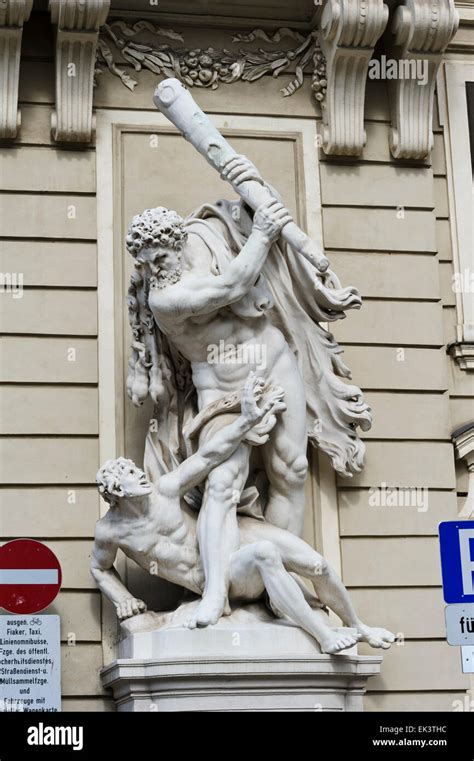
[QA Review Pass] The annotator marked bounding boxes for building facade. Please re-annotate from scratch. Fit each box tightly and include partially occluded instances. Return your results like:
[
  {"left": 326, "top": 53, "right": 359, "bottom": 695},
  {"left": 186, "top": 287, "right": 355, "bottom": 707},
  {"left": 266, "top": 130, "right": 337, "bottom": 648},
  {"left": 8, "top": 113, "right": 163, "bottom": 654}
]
[{"left": 0, "top": 0, "right": 473, "bottom": 711}]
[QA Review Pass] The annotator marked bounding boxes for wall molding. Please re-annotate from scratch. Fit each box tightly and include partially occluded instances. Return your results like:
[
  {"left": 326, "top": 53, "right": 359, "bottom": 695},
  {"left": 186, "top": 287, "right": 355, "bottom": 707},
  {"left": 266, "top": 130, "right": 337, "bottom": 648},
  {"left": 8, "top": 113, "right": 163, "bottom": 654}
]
[
  {"left": 97, "top": 9, "right": 313, "bottom": 33},
  {"left": 0, "top": 0, "right": 33, "bottom": 140},
  {"left": 1, "top": 3, "right": 462, "bottom": 152},
  {"left": 448, "top": 2, "right": 474, "bottom": 53},
  {"left": 438, "top": 59, "right": 474, "bottom": 369}
]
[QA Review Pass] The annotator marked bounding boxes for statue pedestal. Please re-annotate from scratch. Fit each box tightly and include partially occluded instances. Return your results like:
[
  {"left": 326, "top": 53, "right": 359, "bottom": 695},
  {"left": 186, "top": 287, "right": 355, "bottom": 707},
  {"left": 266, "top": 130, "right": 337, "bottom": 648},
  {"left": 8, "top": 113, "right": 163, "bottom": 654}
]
[{"left": 101, "top": 604, "right": 382, "bottom": 712}]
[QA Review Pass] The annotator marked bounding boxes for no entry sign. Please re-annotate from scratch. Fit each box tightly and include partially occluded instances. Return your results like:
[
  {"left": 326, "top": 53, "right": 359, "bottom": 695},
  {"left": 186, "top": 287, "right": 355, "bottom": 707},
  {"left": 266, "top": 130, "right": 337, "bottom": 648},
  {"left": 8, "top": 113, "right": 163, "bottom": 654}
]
[{"left": 0, "top": 539, "right": 62, "bottom": 614}]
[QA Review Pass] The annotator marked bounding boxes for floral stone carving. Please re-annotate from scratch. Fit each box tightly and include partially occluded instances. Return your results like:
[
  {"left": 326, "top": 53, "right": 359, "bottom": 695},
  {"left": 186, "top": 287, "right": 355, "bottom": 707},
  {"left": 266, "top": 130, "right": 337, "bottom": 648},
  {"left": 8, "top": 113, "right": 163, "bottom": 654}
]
[{"left": 95, "top": 21, "right": 327, "bottom": 103}]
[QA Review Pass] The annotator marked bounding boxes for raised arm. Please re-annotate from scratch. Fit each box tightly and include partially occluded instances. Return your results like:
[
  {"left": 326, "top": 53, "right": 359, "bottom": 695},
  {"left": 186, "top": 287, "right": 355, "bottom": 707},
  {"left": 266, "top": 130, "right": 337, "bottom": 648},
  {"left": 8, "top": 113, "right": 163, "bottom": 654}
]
[
  {"left": 158, "top": 373, "right": 286, "bottom": 499},
  {"left": 91, "top": 525, "right": 147, "bottom": 621},
  {"left": 156, "top": 199, "right": 292, "bottom": 321}
]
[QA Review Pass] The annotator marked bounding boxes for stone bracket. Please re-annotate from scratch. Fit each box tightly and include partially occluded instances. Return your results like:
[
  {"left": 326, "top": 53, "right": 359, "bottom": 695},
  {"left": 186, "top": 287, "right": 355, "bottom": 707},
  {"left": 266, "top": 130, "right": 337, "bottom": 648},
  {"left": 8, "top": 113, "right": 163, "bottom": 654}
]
[
  {"left": 386, "top": 0, "right": 459, "bottom": 159},
  {"left": 447, "top": 341, "right": 474, "bottom": 372},
  {"left": 318, "top": 0, "right": 389, "bottom": 156},
  {"left": 452, "top": 422, "right": 474, "bottom": 517},
  {"left": 49, "top": 0, "right": 110, "bottom": 143},
  {"left": 0, "top": 0, "right": 33, "bottom": 140}
]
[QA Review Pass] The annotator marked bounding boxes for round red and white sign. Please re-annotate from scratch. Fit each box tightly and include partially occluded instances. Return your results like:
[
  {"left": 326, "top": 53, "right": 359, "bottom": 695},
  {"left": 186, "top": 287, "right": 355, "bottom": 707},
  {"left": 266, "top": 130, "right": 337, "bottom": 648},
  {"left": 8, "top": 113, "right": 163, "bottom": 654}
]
[{"left": 0, "top": 539, "right": 62, "bottom": 614}]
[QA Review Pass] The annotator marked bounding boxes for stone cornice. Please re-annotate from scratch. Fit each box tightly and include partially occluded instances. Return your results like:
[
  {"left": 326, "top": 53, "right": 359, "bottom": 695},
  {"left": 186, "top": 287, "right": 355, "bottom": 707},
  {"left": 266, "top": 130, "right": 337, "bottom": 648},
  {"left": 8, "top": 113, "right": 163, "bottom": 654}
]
[
  {"left": 454, "top": 1, "right": 474, "bottom": 18},
  {"left": 1, "top": 0, "right": 458, "bottom": 153},
  {"left": 97, "top": 3, "right": 391, "bottom": 158},
  {"left": 49, "top": 0, "right": 111, "bottom": 143},
  {"left": 107, "top": 8, "right": 313, "bottom": 32},
  {"left": 0, "top": 0, "right": 33, "bottom": 140}
]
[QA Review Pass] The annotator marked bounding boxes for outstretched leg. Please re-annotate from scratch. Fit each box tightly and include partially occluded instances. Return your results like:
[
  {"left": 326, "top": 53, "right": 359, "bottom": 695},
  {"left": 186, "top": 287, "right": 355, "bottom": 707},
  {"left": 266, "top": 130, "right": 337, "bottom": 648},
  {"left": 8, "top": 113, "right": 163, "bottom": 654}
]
[
  {"left": 229, "top": 541, "right": 358, "bottom": 654},
  {"left": 239, "top": 519, "right": 395, "bottom": 649}
]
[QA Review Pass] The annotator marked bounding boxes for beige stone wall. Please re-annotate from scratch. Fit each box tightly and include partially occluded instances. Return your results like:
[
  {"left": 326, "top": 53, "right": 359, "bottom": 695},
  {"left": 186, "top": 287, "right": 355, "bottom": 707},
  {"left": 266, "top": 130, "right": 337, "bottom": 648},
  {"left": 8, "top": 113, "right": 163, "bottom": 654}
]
[
  {"left": 0, "top": 12, "right": 107, "bottom": 710},
  {"left": 325, "top": 101, "right": 470, "bottom": 711},
  {"left": 0, "top": 11, "right": 472, "bottom": 711}
]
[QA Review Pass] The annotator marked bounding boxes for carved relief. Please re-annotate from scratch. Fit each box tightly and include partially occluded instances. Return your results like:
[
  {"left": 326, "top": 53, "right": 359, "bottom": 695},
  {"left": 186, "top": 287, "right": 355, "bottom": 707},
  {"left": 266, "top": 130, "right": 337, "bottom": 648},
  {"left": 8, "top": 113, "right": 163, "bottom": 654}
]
[
  {"left": 96, "top": 21, "right": 327, "bottom": 103},
  {"left": 0, "top": 0, "right": 33, "bottom": 140}
]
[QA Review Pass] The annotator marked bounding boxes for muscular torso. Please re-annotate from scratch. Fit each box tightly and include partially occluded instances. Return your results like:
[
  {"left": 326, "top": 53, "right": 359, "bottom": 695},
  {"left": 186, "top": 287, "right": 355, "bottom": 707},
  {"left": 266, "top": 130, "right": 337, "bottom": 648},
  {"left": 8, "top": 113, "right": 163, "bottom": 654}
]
[
  {"left": 100, "top": 497, "right": 268, "bottom": 603},
  {"left": 104, "top": 497, "right": 205, "bottom": 595},
  {"left": 147, "top": 223, "right": 299, "bottom": 408}
]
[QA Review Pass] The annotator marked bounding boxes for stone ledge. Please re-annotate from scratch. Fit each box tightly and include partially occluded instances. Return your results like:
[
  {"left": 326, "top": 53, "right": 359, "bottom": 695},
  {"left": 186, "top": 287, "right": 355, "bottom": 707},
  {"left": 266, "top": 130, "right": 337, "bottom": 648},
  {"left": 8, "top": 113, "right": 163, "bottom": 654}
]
[
  {"left": 101, "top": 651, "right": 382, "bottom": 712},
  {"left": 100, "top": 605, "right": 383, "bottom": 712}
]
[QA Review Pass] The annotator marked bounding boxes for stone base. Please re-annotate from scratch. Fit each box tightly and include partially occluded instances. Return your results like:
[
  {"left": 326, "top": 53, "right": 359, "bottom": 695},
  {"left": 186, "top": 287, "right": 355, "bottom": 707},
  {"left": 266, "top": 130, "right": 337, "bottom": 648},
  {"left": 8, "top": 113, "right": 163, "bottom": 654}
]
[{"left": 101, "top": 603, "right": 382, "bottom": 712}]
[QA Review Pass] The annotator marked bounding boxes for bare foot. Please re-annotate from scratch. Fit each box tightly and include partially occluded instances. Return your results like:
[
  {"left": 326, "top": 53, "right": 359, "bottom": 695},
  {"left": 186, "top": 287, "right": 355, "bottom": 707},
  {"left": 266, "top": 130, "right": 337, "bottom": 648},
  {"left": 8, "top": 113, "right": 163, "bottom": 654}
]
[
  {"left": 356, "top": 624, "right": 395, "bottom": 649},
  {"left": 319, "top": 630, "right": 358, "bottom": 655},
  {"left": 184, "top": 594, "right": 227, "bottom": 629}
]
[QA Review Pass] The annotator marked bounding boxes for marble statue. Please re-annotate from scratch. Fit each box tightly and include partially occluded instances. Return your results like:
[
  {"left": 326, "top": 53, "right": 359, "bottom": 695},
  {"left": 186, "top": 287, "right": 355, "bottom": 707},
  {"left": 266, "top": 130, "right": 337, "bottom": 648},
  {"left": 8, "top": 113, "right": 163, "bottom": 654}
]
[
  {"left": 92, "top": 373, "right": 394, "bottom": 654},
  {"left": 92, "top": 78, "right": 391, "bottom": 657},
  {"left": 126, "top": 192, "right": 313, "bottom": 628}
]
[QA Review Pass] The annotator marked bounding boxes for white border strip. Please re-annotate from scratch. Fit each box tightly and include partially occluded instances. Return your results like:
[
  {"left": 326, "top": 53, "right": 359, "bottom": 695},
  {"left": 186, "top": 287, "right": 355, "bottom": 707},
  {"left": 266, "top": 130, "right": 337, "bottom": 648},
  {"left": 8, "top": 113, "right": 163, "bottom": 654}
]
[{"left": 0, "top": 569, "right": 58, "bottom": 584}]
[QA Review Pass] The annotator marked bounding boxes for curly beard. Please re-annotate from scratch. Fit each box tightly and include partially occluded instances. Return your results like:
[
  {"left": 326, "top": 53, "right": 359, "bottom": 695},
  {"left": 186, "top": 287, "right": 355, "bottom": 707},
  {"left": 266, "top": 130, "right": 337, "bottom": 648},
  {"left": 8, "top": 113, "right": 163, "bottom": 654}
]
[{"left": 150, "top": 266, "right": 183, "bottom": 290}]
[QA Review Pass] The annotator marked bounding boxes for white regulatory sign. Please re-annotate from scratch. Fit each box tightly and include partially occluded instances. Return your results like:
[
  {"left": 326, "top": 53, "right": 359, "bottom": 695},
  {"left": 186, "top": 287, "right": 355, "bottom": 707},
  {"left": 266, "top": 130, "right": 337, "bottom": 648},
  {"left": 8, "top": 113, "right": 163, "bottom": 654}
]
[
  {"left": 0, "top": 614, "right": 61, "bottom": 712},
  {"left": 461, "top": 646, "right": 474, "bottom": 674},
  {"left": 444, "top": 603, "right": 474, "bottom": 646}
]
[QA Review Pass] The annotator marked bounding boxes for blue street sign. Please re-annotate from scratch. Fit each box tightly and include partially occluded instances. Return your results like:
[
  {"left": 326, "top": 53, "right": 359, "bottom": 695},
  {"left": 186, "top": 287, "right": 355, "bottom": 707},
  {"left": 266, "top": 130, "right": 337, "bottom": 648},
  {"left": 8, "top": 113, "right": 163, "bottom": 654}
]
[{"left": 439, "top": 521, "right": 474, "bottom": 604}]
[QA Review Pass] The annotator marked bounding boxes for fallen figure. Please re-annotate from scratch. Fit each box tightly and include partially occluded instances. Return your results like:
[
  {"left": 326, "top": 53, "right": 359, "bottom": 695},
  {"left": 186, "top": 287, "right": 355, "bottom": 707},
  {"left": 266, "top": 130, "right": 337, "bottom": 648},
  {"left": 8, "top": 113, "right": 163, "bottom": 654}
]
[{"left": 91, "top": 373, "right": 394, "bottom": 655}]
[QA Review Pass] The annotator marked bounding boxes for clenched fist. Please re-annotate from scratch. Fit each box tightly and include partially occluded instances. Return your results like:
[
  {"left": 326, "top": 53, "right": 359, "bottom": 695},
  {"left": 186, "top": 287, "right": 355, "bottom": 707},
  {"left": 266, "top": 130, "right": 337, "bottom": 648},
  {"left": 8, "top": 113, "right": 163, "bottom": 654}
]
[
  {"left": 253, "top": 198, "right": 292, "bottom": 244},
  {"left": 220, "top": 154, "right": 264, "bottom": 186}
]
